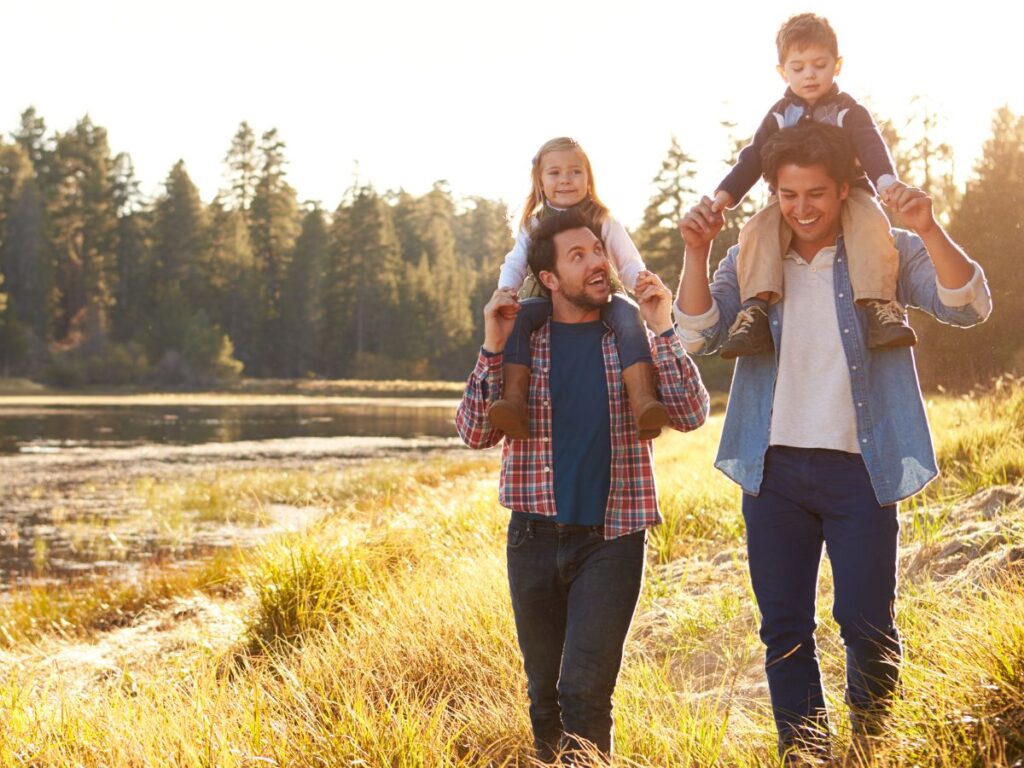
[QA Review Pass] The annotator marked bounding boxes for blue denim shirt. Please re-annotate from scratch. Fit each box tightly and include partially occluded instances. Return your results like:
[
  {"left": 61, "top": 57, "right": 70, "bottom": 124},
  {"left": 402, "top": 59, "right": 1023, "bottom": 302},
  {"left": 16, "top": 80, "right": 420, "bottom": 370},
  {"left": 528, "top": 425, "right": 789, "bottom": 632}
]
[{"left": 678, "top": 229, "right": 992, "bottom": 505}]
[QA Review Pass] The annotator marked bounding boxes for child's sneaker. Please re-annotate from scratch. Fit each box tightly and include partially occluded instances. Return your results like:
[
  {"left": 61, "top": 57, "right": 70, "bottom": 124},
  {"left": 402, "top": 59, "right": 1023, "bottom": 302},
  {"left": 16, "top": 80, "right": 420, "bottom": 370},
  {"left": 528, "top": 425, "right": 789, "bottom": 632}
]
[
  {"left": 863, "top": 299, "right": 917, "bottom": 348},
  {"left": 488, "top": 363, "right": 531, "bottom": 439},
  {"left": 720, "top": 299, "right": 773, "bottom": 359}
]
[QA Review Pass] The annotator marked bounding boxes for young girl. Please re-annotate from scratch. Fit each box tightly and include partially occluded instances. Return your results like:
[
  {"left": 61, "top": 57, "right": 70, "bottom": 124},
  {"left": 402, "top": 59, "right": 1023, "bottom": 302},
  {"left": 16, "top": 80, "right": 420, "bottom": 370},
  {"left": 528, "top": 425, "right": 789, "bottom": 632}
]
[{"left": 488, "top": 136, "right": 669, "bottom": 440}]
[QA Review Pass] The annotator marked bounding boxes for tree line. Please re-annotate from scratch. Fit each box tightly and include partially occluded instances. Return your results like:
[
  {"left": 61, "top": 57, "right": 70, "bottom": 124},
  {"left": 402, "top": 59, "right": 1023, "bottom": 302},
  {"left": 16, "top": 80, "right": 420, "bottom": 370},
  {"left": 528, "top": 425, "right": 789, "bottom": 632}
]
[{"left": 0, "top": 106, "right": 1020, "bottom": 390}]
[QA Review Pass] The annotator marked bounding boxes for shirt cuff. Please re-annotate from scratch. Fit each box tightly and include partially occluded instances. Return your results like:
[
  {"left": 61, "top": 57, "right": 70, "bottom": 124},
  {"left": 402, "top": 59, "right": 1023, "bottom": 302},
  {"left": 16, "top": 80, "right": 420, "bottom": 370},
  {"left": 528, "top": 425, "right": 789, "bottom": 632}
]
[
  {"left": 936, "top": 263, "right": 989, "bottom": 313},
  {"left": 475, "top": 348, "right": 504, "bottom": 376},
  {"left": 876, "top": 174, "right": 899, "bottom": 192},
  {"left": 673, "top": 301, "right": 720, "bottom": 331}
]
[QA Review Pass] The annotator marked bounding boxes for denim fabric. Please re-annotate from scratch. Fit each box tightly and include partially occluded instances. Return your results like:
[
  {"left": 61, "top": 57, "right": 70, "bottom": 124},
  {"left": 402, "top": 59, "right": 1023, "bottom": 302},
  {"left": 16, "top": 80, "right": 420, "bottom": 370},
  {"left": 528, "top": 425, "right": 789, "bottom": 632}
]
[
  {"left": 693, "top": 230, "right": 989, "bottom": 505},
  {"left": 503, "top": 294, "right": 653, "bottom": 369},
  {"left": 743, "top": 447, "right": 901, "bottom": 756},
  {"left": 506, "top": 514, "right": 646, "bottom": 761}
]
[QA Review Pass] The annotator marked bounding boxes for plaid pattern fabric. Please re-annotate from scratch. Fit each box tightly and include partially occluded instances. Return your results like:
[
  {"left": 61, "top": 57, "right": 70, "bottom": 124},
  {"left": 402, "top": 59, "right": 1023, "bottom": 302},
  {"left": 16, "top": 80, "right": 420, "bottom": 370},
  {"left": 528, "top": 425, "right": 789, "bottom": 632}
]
[{"left": 455, "top": 323, "right": 709, "bottom": 539}]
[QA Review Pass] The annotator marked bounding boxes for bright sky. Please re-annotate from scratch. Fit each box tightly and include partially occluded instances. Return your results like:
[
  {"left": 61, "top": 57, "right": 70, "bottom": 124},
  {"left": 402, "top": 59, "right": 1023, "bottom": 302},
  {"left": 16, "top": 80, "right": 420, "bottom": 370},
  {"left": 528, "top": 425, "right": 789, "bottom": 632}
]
[{"left": 5, "top": 0, "right": 1021, "bottom": 230}]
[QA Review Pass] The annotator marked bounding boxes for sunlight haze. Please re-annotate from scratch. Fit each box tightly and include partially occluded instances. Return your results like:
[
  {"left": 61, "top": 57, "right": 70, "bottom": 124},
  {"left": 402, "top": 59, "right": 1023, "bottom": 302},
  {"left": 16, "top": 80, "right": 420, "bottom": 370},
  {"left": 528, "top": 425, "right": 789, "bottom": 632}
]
[{"left": 6, "top": 0, "right": 1019, "bottom": 229}]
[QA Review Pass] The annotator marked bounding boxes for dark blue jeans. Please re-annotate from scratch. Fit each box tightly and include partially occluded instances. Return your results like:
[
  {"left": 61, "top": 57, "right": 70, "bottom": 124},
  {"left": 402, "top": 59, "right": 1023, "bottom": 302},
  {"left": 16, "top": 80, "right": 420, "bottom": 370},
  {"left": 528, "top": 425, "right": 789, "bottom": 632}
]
[
  {"left": 506, "top": 514, "right": 646, "bottom": 762},
  {"left": 503, "top": 294, "right": 652, "bottom": 370},
  {"left": 743, "top": 446, "right": 901, "bottom": 757}
]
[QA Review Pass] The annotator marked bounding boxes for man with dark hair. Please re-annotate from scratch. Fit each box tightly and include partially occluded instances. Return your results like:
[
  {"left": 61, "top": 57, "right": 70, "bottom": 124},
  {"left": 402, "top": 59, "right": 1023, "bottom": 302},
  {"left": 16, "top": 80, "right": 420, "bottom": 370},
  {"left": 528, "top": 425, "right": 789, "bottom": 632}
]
[
  {"left": 456, "top": 209, "right": 709, "bottom": 763},
  {"left": 675, "top": 122, "right": 992, "bottom": 762}
]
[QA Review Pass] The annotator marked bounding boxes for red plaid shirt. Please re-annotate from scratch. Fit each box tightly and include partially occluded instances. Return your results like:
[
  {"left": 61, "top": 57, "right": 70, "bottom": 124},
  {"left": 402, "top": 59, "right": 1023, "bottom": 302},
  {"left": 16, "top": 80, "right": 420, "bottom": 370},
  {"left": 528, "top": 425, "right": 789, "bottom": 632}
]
[{"left": 455, "top": 323, "right": 709, "bottom": 539}]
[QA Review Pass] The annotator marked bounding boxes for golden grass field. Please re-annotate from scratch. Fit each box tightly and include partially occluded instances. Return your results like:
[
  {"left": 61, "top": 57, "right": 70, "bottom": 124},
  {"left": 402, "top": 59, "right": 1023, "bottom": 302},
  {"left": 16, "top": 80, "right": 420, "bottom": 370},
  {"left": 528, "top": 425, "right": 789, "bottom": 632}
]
[{"left": 0, "top": 380, "right": 1022, "bottom": 766}]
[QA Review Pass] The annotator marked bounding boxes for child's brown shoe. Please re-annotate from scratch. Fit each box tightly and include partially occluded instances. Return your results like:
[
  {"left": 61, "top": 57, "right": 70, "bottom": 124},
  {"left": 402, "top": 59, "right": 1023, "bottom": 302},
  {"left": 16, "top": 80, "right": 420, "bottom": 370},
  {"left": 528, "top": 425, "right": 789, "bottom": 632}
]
[
  {"left": 622, "top": 361, "right": 669, "bottom": 440},
  {"left": 863, "top": 299, "right": 917, "bottom": 349},
  {"left": 720, "top": 300, "right": 773, "bottom": 359},
  {"left": 488, "top": 363, "right": 531, "bottom": 439}
]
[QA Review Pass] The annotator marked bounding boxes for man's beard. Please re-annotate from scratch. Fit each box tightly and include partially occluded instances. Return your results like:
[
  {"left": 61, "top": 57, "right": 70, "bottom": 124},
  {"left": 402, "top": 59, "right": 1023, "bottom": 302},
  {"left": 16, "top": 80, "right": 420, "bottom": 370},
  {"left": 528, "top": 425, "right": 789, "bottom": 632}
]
[{"left": 562, "top": 284, "right": 611, "bottom": 312}]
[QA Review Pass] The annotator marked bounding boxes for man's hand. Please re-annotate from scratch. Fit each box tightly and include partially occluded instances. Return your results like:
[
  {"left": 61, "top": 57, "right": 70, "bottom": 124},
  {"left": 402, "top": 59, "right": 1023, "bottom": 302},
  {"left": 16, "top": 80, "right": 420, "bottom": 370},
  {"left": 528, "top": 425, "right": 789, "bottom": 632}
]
[
  {"left": 710, "top": 189, "right": 734, "bottom": 214},
  {"left": 482, "top": 287, "right": 520, "bottom": 354},
  {"left": 678, "top": 196, "right": 726, "bottom": 257},
  {"left": 884, "top": 184, "right": 937, "bottom": 235},
  {"left": 634, "top": 270, "right": 674, "bottom": 335}
]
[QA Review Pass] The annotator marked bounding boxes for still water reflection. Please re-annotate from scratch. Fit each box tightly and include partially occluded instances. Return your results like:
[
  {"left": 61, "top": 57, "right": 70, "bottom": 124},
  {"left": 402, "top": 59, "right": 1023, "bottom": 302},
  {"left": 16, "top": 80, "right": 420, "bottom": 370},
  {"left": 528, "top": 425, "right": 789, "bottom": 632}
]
[
  {"left": 0, "top": 401, "right": 459, "bottom": 453},
  {"left": 0, "top": 400, "right": 462, "bottom": 588}
]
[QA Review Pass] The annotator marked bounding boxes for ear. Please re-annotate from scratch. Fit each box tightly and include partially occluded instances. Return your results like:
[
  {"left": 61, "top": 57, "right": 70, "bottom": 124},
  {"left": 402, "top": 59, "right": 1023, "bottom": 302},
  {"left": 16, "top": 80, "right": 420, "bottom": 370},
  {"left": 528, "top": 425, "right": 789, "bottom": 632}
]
[
  {"left": 776, "top": 63, "right": 787, "bottom": 82},
  {"left": 834, "top": 56, "right": 843, "bottom": 76},
  {"left": 839, "top": 181, "right": 850, "bottom": 201},
  {"left": 538, "top": 269, "right": 559, "bottom": 294}
]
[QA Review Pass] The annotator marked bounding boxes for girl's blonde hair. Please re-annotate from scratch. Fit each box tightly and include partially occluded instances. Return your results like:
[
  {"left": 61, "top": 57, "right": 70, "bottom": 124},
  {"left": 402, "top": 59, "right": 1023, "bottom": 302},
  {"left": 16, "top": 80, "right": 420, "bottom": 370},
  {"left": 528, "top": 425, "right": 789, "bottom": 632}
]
[{"left": 518, "top": 137, "right": 610, "bottom": 232}]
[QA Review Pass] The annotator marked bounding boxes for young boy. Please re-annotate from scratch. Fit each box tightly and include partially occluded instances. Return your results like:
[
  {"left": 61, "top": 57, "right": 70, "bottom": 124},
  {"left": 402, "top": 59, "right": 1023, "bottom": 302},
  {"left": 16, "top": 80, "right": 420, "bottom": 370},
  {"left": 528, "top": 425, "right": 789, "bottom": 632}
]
[{"left": 711, "top": 13, "right": 916, "bottom": 358}]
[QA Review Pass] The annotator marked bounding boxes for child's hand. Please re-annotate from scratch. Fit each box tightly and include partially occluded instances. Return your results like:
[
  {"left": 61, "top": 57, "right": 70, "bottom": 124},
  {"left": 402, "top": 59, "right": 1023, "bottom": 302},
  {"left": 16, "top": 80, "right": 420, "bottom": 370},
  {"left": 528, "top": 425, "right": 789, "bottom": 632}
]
[
  {"left": 880, "top": 180, "right": 908, "bottom": 205},
  {"left": 678, "top": 197, "right": 725, "bottom": 255},
  {"left": 710, "top": 190, "right": 734, "bottom": 214}
]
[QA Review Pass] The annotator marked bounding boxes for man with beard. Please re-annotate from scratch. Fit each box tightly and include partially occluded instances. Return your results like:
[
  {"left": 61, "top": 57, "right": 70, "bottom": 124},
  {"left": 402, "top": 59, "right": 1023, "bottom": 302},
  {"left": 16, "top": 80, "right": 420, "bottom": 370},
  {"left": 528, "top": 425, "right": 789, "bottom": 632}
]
[{"left": 456, "top": 209, "right": 709, "bottom": 763}]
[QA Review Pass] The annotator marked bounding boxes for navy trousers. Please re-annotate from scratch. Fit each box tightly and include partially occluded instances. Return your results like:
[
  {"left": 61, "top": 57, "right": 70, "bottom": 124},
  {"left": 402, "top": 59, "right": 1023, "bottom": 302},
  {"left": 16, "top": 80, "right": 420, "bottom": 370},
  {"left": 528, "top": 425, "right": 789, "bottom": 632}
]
[
  {"left": 506, "top": 514, "right": 646, "bottom": 762},
  {"left": 742, "top": 446, "right": 901, "bottom": 755}
]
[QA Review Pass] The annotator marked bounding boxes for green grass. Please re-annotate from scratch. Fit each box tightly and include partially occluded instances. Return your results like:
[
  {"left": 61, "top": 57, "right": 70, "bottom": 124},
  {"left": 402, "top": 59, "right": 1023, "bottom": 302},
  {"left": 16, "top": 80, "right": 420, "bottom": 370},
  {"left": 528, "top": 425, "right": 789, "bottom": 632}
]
[{"left": 0, "top": 385, "right": 1022, "bottom": 766}]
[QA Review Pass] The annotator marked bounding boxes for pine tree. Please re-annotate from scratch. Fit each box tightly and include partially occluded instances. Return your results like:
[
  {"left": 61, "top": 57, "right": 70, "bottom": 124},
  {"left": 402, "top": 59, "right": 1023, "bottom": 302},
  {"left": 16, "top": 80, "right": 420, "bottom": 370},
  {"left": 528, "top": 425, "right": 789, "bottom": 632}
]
[
  {"left": 48, "top": 117, "right": 119, "bottom": 344},
  {"left": 634, "top": 136, "right": 698, "bottom": 280},
  {"left": 148, "top": 160, "right": 208, "bottom": 359},
  {"left": 280, "top": 205, "right": 328, "bottom": 377},
  {"left": 222, "top": 122, "right": 258, "bottom": 216},
  {"left": 249, "top": 128, "right": 299, "bottom": 375},
  {"left": 917, "top": 106, "right": 1024, "bottom": 388}
]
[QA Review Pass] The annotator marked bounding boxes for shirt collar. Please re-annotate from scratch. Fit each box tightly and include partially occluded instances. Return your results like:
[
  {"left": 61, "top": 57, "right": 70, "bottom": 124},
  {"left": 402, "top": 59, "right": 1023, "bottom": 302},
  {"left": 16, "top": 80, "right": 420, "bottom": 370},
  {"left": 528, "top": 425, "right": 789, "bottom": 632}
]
[{"left": 783, "top": 244, "right": 837, "bottom": 267}]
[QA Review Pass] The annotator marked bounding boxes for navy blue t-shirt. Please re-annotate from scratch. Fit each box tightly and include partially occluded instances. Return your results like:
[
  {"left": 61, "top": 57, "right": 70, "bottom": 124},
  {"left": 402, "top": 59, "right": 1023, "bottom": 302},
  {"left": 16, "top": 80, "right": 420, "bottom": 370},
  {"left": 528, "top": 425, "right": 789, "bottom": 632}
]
[{"left": 547, "top": 320, "right": 611, "bottom": 525}]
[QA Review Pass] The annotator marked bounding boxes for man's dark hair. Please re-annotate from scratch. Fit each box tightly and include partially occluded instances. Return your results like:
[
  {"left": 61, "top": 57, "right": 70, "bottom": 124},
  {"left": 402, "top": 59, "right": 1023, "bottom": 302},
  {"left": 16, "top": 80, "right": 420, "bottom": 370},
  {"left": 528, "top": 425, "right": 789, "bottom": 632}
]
[
  {"left": 526, "top": 209, "right": 603, "bottom": 293},
  {"left": 761, "top": 123, "right": 857, "bottom": 189}
]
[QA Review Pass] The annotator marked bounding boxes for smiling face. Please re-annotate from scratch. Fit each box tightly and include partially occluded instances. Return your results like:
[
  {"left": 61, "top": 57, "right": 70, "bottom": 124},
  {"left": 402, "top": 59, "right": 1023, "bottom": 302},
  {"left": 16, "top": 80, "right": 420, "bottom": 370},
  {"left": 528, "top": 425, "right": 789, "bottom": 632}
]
[
  {"left": 777, "top": 43, "right": 842, "bottom": 106},
  {"left": 539, "top": 148, "right": 590, "bottom": 209},
  {"left": 539, "top": 226, "right": 610, "bottom": 319},
  {"left": 776, "top": 162, "right": 849, "bottom": 260}
]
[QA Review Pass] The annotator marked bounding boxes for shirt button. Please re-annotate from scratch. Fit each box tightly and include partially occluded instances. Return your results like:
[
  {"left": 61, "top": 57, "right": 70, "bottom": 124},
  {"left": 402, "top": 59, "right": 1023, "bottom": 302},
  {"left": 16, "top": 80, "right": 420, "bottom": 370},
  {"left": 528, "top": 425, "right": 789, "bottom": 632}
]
[
  {"left": 857, "top": 402, "right": 863, "bottom": 407},
  {"left": 852, "top": 365, "right": 858, "bottom": 370},
  {"left": 543, "top": 400, "right": 550, "bottom": 406},
  {"left": 544, "top": 465, "right": 551, "bottom": 472},
  {"left": 843, "top": 328, "right": 850, "bottom": 334},
  {"left": 772, "top": 320, "right": 778, "bottom": 326},
  {"left": 862, "top": 438, "right": 868, "bottom": 444},
  {"left": 542, "top": 437, "right": 549, "bottom": 442},
  {"left": 810, "top": 267, "right": 816, "bottom": 272},
  {"left": 838, "top": 293, "right": 845, "bottom": 298}
]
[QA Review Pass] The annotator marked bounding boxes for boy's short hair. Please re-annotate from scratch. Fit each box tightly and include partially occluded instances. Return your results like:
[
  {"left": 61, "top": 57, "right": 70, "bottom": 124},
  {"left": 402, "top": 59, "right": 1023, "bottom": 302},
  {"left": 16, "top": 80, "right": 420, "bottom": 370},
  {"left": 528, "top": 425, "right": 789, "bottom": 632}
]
[
  {"left": 527, "top": 210, "right": 603, "bottom": 292},
  {"left": 776, "top": 13, "right": 839, "bottom": 63},
  {"left": 761, "top": 123, "right": 856, "bottom": 189}
]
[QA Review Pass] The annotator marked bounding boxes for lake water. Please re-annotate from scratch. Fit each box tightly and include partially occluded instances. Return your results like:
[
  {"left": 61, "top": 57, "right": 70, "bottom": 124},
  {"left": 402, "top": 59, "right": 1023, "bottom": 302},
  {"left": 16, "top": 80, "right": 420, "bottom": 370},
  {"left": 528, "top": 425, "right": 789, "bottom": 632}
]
[{"left": 0, "top": 399, "right": 464, "bottom": 588}]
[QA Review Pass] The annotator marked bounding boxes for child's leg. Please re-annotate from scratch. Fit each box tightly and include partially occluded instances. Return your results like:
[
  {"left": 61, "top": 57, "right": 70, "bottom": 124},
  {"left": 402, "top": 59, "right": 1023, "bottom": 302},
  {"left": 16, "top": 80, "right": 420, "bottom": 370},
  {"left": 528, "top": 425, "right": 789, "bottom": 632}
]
[
  {"left": 736, "top": 197, "right": 789, "bottom": 304},
  {"left": 721, "top": 198, "right": 789, "bottom": 359},
  {"left": 842, "top": 189, "right": 899, "bottom": 303},
  {"left": 490, "top": 297, "right": 551, "bottom": 440},
  {"left": 502, "top": 297, "right": 552, "bottom": 367},
  {"left": 603, "top": 294, "right": 668, "bottom": 440},
  {"left": 841, "top": 190, "right": 916, "bottom": 349},
  {"left": 601, "top": 294, "right": 651, "bottom": 369}
]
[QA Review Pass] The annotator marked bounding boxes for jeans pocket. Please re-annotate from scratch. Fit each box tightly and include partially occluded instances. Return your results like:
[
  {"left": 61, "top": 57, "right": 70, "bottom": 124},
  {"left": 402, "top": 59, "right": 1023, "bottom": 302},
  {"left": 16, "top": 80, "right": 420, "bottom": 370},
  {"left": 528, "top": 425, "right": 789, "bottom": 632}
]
[{"left": 507, "top": 519, "right": 529, "bottom": 550}]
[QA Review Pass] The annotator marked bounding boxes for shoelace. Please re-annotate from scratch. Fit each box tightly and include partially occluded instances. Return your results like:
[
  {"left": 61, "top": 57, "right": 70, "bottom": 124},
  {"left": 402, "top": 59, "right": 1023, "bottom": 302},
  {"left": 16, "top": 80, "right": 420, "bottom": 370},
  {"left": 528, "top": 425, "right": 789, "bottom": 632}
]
[
  {"left": 728, "top": 306, "right": 764, "bottom": 336},
  {"left": 872, "top": 300, "right": 906, "bottom": 325}
]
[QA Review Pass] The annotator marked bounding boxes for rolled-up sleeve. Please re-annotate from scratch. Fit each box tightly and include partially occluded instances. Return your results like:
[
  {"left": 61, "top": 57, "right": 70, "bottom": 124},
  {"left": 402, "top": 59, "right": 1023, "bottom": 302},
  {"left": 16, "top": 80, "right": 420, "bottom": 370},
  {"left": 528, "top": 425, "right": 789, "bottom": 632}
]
[
  {"left": 651, "top": 331, "right": 710, "bottom": 432},
  {"left": 673, "top": 302, "right": 721, "bottom": 354},
  {"left": 936, "top": 262, "right": 992, "bottom": 318},
  {"left": 455, "top": 350, "right": 505, "bottom": 449}
]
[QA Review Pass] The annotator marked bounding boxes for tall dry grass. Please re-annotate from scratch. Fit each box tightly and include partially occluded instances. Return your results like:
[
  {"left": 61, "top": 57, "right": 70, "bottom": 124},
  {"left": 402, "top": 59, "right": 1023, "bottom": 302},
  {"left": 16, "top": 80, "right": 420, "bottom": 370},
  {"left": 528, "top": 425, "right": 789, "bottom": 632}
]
[{"left": 0, "top": 383, "right": 1022, "bottom": 766}]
